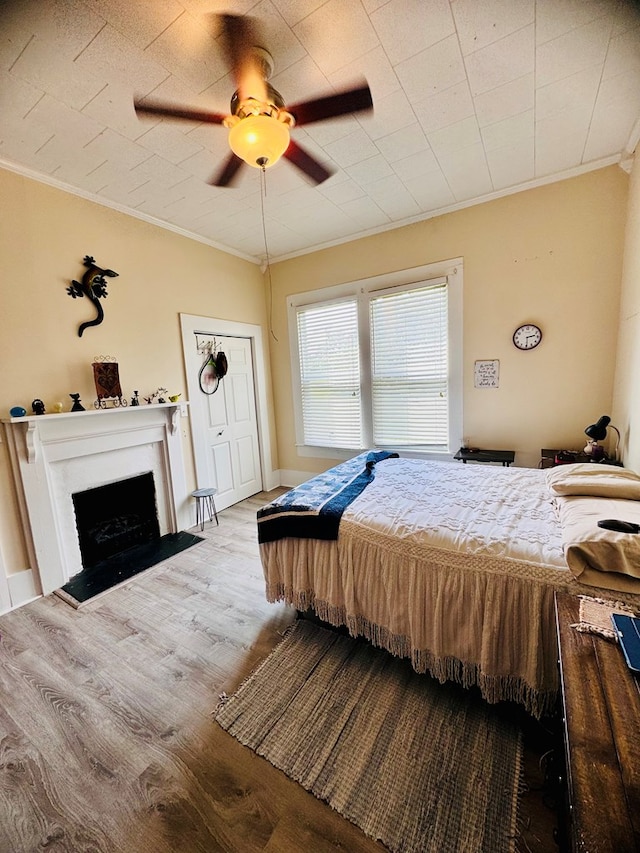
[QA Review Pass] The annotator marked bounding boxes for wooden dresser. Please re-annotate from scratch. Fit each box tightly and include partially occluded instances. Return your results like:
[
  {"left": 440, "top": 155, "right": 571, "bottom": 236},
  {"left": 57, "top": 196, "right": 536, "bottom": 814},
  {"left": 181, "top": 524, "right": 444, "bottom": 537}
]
[{"left": 555, "top": 593, "right": 640, "bottom": 852}]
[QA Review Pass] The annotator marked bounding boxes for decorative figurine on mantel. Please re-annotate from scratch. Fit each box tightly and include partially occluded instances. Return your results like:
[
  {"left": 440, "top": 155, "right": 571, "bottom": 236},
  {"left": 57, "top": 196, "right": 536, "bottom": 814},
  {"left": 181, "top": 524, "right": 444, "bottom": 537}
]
[
  {"left": 31, "top": 399, "right": 45, "bottom": 415},
  {"left": 69, "top": 393, "right": 85, "bottom": 412},
  {"left": 145, "top": 387, "right": 169, "bottom": 404},
  {"left": 92, "top": 356, "right": 127, "bottom": 408},
  {"left": 130, "top": 390, "right": 140, "bottom": 406},
  {"left": 66, "top": 255, "right": 119, "bottom": 337}
]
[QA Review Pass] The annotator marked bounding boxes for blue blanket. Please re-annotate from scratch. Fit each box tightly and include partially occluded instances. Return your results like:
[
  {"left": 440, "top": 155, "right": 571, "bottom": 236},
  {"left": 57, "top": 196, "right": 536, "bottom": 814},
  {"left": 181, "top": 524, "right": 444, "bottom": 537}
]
[{"left": 257, "top": 451, "right": 398, "bottom": 544}]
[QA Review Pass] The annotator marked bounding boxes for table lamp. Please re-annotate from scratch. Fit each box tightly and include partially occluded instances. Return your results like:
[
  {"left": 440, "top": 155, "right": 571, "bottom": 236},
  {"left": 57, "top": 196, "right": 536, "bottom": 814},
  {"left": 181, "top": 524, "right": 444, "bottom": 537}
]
[{"left": 584, "top": 415, "right": 620, "bottom": 461}]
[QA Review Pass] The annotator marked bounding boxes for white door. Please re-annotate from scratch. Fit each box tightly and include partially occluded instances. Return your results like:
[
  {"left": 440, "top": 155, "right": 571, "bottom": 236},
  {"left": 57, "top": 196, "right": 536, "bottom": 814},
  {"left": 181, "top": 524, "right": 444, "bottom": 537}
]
[{"left": 191, "top": 335, "right": 262, "bottom": 511}]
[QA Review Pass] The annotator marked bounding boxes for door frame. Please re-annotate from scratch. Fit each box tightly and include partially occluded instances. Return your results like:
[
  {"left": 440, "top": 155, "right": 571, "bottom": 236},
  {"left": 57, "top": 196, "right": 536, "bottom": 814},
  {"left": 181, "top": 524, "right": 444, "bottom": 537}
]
[{"left": 180, "top": 314, "right": 278, "bottom": 497}]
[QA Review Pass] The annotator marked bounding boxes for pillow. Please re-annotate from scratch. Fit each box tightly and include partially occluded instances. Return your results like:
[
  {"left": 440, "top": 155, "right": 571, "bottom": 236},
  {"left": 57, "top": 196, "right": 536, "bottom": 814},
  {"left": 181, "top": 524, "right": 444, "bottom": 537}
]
[
  {"left": 555, "top": 494, "right": 640, "bottom": 593},
  {"left": 545, "top": 463, "right": 640, "bottom": 500}
]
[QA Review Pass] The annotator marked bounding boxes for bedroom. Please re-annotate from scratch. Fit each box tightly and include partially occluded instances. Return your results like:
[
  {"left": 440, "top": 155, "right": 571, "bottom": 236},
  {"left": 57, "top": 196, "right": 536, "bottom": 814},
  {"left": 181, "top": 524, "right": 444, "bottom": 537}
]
[{"left": 1, "top": 1, "right": 640, "bottom": 850}]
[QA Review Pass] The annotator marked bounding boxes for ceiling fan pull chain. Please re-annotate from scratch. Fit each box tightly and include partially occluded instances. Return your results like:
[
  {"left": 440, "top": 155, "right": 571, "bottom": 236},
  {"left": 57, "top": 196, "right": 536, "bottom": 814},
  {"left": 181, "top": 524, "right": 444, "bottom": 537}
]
[{"left": 259, "top": 169, "right": 278, "bottom": 343}]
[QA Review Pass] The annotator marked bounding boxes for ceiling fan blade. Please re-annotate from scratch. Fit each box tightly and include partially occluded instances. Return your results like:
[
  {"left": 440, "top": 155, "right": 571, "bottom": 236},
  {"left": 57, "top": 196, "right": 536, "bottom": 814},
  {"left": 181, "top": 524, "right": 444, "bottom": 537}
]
[
  {"left": 217, "top": 14, "right": 267, "bottom": 103},
  {"left": 287, "top": 83, "right": 373, "bottom": 127},
  {"left": 284, "top": 140, "right": 334, "bottom": 184},
  {"left": 209, "top": 152, "right": 244, "bottom": 187},
  {"left": 134, "top": 98, "right": 227, "bottom": 125},
  {"left": 218, "top": 13, "right": 254, "bottom": 72}
]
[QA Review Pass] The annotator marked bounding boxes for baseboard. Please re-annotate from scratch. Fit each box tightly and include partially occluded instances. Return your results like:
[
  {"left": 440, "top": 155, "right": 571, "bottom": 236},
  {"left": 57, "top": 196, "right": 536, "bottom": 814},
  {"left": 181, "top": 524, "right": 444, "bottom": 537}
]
[
  {"left": 278, "top": 469, "right": 314, "bottom": 488},
  {"left": 262, "top": 468, "right": 281, "bottom": 492},
  {"left": 6, "top": 568, "right": 41, "bottom": 612}
]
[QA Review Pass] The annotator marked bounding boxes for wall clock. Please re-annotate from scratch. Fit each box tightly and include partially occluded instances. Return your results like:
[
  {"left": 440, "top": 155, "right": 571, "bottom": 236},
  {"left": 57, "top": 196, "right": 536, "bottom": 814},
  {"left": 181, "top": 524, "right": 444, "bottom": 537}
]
[{"left": 513, "top": 323, "right": 542, "bottom": 350}]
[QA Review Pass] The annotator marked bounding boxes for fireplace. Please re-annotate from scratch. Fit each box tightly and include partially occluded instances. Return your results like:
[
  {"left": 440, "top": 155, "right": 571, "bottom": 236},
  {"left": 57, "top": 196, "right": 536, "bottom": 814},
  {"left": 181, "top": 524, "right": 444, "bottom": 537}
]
[
  {"left": 73, "top": 472, "right": 160, "bottom": 568},
  {"left": 2, "top": 404, "right": 191, "bottom": 597}
]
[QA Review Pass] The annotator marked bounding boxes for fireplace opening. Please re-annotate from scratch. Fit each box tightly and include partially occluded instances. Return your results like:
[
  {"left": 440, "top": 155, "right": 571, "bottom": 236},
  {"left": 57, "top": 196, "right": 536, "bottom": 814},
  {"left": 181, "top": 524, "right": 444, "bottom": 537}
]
[{"left": 73, "top": 472, "right": 160, "bottom": 568}]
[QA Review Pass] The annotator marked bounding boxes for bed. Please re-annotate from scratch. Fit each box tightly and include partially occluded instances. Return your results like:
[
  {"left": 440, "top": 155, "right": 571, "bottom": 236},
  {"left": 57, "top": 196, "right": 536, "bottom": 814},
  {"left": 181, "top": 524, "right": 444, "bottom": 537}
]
[{"left": 257, "top": 452, "right": 640, "bottom": 718}]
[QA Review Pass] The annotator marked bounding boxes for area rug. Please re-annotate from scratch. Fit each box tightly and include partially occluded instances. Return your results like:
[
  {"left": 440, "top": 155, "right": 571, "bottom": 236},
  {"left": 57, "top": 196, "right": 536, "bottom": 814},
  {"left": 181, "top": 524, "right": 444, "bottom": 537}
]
[{"left": 214, "top": 619, "right": 523, "bottom": 853}]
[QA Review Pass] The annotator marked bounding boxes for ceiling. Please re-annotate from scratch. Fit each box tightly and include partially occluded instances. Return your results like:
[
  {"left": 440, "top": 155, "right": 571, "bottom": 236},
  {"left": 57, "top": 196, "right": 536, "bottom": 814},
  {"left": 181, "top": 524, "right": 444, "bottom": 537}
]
[{"left": 2, "top": 0, "right": 640, "bottom": 264}]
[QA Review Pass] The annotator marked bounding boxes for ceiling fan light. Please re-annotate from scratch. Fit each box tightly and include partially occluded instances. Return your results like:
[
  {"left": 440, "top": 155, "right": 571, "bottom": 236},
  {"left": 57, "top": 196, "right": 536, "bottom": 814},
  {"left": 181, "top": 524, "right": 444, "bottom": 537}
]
[{"left": 228, "top": 114, "right": 290, "bottom": 169}]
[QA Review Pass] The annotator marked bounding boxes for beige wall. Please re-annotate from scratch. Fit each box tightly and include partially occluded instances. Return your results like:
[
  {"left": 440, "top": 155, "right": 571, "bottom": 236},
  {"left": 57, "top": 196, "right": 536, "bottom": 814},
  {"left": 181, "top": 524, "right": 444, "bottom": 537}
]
[
  {"left": 0, "top": 166, "right": 268, "bottom": 590},
  {"left": 267, "top": 166, "right": 629, "bottom": 478},
  {"left": 1, "top": 162, "right": 633, "bottom": 608},
  {"left": 613, "top": 153, "right": 640, "bottom": 470}
]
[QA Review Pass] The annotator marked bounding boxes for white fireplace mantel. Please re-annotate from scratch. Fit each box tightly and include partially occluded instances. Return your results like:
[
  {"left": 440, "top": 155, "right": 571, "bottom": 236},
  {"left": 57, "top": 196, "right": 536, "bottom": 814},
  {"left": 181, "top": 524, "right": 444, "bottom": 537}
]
[
  {"left": 3, "top": 403, "right": 192, "bottom": 596},
  {"left": 10, "top": 403, "right": 185, "bottom": 464}
]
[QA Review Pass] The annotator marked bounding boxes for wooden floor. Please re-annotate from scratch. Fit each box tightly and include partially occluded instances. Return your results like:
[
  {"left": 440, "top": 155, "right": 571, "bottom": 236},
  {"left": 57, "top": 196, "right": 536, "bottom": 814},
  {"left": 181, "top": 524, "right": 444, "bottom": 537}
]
[{"left": 0, "top": 491, "right": 562, "bottom": 853}]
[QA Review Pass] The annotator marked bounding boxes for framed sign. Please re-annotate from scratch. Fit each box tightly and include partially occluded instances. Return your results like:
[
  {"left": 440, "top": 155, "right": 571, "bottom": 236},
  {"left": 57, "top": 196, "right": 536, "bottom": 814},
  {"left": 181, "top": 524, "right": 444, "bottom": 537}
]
[{"left": 474, "top": 359, "right": 499, "bottom": 389}]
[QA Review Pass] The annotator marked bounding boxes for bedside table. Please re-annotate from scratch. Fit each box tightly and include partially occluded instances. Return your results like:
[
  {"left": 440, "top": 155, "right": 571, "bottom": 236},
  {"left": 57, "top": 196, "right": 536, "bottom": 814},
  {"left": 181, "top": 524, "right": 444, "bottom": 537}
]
[
  {"left": 540, "top": 449, "right": 623, "bottom": 469},
  {"left": 453, "top": 448, "right": 515, "bottom": 466}
]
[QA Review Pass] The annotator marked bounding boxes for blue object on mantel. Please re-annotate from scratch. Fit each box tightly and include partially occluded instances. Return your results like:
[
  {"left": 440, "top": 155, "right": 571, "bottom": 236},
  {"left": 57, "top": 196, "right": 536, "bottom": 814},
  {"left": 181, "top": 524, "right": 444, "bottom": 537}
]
[{"left": 9, "top": 406, "right": 27, "bottom": 418}]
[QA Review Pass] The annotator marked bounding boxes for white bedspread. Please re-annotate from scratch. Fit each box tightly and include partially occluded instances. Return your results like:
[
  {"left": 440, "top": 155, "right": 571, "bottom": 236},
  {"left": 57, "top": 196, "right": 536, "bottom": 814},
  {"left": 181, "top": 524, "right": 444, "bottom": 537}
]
[
  {"left": 260, "top": 457, "right": 640, "bottom": 717},
  {"left": 346, "top": 457, "right": 566, "bottom": 567}
]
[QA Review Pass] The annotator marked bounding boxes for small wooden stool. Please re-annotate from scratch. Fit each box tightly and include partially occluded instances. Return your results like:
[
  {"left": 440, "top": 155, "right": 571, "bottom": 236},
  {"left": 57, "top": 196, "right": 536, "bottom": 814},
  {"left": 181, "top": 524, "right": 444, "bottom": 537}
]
[{"left": 191, "top": 487, "right": 219, "bottom": 530}]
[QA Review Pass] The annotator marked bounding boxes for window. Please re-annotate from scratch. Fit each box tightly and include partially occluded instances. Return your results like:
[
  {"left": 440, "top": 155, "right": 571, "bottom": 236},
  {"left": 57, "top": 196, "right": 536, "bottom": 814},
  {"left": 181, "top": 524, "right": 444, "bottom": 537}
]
[
  {"left": 296, "top": 300, "right": 360, "bottom": 448},
  {"left": 289, "top": 260, "right": 462, "bottom": 458},
  {"left": 370, "top": 281, "right": 448, "bottom": 447}
]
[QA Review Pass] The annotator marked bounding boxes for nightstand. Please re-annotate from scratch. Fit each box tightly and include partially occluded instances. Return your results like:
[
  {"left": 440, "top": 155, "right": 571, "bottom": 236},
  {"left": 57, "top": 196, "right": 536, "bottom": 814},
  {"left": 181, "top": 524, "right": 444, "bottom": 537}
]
[
  {"left": 453, "top": 448, "right": 515, "bottom": 466},
  {"left": 540, "top": 449, "right": 623, "bottom": 469}
]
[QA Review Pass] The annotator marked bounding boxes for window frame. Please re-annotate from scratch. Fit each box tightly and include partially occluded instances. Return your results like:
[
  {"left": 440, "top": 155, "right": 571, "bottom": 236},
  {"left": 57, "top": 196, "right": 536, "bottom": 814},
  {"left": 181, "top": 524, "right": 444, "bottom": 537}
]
[{"left": 288, "top": 258, "right": 463, "bottom": 460}]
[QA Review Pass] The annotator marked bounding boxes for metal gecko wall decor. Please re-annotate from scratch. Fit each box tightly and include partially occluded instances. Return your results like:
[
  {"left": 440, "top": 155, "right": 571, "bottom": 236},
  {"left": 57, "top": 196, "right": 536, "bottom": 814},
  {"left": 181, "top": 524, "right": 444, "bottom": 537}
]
[{"left": 66, "top": 255, "right": 119, "bottom": 337}]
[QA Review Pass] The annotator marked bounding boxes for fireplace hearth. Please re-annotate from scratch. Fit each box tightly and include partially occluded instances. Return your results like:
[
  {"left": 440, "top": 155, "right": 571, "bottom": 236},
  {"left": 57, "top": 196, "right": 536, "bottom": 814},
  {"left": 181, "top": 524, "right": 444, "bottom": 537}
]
[{"left": 57, "top": 530, "right": 203, "bottom": 607}]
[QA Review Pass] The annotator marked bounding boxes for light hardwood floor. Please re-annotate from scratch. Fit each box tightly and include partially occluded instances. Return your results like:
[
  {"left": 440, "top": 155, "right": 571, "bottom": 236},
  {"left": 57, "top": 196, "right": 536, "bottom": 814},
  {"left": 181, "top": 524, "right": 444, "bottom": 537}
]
[{"left": 0, "top": 491, "right": 561, "bottom": 852}]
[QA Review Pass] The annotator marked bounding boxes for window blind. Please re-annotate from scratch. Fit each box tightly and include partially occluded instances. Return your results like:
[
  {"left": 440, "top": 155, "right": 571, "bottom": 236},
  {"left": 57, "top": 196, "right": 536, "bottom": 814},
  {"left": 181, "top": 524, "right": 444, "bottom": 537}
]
[
  {"left": 370, "top": 282, "right": 448, "bottom": 448},
  {"left": 296, "top": 299, "right": 362, "bottom": 448}
]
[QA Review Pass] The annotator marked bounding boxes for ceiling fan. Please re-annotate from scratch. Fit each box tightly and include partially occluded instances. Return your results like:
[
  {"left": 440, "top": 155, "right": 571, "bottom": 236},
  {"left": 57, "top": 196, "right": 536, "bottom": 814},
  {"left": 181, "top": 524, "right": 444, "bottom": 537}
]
[{"left": 134, "top": 14, "right": 373, "bottom": 187}]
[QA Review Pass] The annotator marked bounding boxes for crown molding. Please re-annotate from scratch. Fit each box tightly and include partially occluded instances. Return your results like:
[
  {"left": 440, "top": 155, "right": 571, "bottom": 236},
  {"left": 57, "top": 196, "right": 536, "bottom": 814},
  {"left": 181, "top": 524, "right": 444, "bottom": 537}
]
[
  {"left": 271, "top": 155, "right": 622, "bottom": 263},
  {"left": 1, "top": 152, "right": 622, "bottom": 266},
  {"left": 0, "top": 156, "right": 258, "bottom": 264}
]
